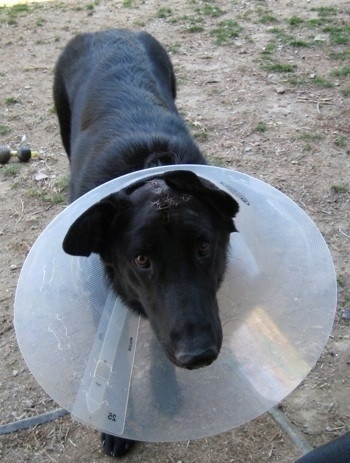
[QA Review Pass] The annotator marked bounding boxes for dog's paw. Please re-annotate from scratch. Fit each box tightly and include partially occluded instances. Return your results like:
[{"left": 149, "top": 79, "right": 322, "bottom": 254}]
[{"left": 101, "top": 433, "right": 135, "bottom": 458}]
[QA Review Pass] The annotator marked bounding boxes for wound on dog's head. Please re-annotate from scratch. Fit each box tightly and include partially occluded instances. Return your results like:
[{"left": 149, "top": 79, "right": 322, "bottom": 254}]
[
  {"left": 163, "top": 171, "right": 239, "bottom": 233},
  {"left": 126, "top": 171, "right": 239, "bottom": 226}
]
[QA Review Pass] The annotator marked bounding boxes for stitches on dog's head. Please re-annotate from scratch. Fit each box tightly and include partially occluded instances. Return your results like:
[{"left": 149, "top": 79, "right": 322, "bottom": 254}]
[{"left": 123, "top": 171, "right": 239, "bottom": 232}]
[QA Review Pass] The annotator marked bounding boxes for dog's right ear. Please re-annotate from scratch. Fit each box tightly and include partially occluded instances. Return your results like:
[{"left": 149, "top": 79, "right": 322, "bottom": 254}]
[{"left": 63, "top": 195, "right": 129, "bottom": 257}]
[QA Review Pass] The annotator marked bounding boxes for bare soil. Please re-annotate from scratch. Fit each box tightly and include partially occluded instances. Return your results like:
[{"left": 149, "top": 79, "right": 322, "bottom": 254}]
[{"left": 0, "top": 0, "right": 349, "bottom": 462}]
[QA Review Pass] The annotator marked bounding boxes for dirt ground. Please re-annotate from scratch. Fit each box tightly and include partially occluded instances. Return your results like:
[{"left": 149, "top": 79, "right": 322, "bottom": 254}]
[{"left": 0, "top": 0, "right": 349, "bottom": 461}]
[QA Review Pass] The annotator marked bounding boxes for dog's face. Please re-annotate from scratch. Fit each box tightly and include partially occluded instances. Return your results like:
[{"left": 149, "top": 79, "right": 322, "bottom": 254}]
[{"left": 63, "top": 171, "right": 239, "bottom": 370}]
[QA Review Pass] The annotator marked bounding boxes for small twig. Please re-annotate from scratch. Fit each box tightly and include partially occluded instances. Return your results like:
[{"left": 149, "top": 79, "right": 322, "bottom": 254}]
[
  {"left": 45, "top": 452, "right": 58, "bottom": 463},
  {"left": 297, "top": 98, "right": 333, "bottom": 105},
  {"left": 23, "top": 66, "right": 50, "bottom": 72},
  {"left": 297, "top": 97, "right": 332, "bottom": 102},
  {"left": 326, "top": 426, "right": 346, "bottom": 432},
  {"left": 339, "top": 228, "right": 350, "bottom": 239}
]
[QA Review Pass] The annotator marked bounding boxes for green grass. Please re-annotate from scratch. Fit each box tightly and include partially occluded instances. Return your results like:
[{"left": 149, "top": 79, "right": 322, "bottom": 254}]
[
  {"left": 0, "top": 125, "right": 10, "bottom": 135},
  {"left": 266, "top": 27, "right": 295, "bottom": 45},
  {"left": 334, "top": 135, "right": 347, "bottom": 147},
  {"left": 157, "top": 7, "right": 172, "bottom": 18},
  {"left": 86, "top": 3, "right": 95, "bottom": 15},
  {"left": 307, "top": 18, "right": 327, "bottom": 28},
  {"left": 261, "top": 41, "right": 276, "bottom": 57},
  {"left": 54, "top": 176, "right": 69, "bottom": 192},
  {"left": 337, "top": 275, "right": 345, "bottom": 287},
  {"left": 288, "top": 16, "right": 304, "bottom": 26},
  {"left": 36, "top": 17, "right": 46, "bottom": 26},
  {"left": 324, "top": 25, "right": 350, "bottom": 45},
  {"left": 186, "top": 119, "right": 208, "bottom": 141},
  {"left": 298, "top": 132, "right": 325, "bottom": 142},
  {"left": 180, "top": 15, "right": 204, "bottom": 33},
  {"left": 331, "top": 184, "right": 349, "bottom": 194},
  {"left": 265, "top": 62, "right": 296, "bottom": 73},
  {"left": 2, "top": 164, "right": 21, "bottom": 176},
  {"left": 7, "top": 3, "right": 29, "bottom": 13},
  {"left": 267, "top": 27, "right": 283, "bottom": 34},
  {"left": 313, "top": 76, "right": 333, "bottom": 88},
  {"left": 289, "top": 39, "right": 310, "bottom": 47},
  {"left": 311, "top": 6, "right": 338, "bottom": 17},
  {"left": 52, "top": 194, "right": 66, "bottom": 204},
  {"left": 331, "top": 66, "right": 350, "bottom": 77},
  {"left": 211, "top": 20, "right": 243, "bottom": 45},
  {"left": 187, "top": 24, "right": 204, "bottom": 33},
  {"left": 341, "top": 87, "right": 350, "bottom": 97},
  {"left": 258, "top": 14, "right": 278, "bottom": 24},
  {"left": 28, "top": 188, "right": 48, "bottom": 200},
  {"left": 329, "top": 50, "right": 350, "bottom": 60},
  {"left": 298, "top": 132, "right": 325, "bottom": 151},
  {"left": 5, "top": 3, "right": 30, "bottom": 25},
  {"left": 255, "top": 122, "right": 268, "bottom": 133},
  {"left": 204, "top": 153, "right": 226, "bottom": 167},
  {"left": 26, "top": 175, "right": 68, "bottom": 204},
  {"left": 28, "top": 188, "right": 66, "bottom": 204},
  {"left": 166, "top": 42, "right": 181, "bottom": 54},
  {"left": 193, "top": 129, "right": 208, "bottom": 141},
  {"left": 202, "top": 4, "right": 225, "bottom": 18},
  {"left": 5, "top": 96, "right": 17, "bottom": 105}
]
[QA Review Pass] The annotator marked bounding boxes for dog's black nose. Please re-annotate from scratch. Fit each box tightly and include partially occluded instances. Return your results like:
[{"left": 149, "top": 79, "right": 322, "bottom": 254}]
[{"left": 175, "top": 347, "right": 219, "bottom": 370}]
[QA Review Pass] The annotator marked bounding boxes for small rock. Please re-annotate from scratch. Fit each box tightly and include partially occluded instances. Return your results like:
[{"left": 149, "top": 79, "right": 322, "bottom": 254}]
[
  {"left": 34, "top": 171, "right": 48, "bottom": 181},
  {"left": 276, "top": 86, "right": 285, "bottom": 94},
  {"left": 10, "top": 264, "right": 18, "bottom": 271},
  {"left": 341, "top": 309, "right": 350, "bottom": 320},
  {"left": 267, "top": 73, "right": 280, "bottom": 84},
  {"left": 314, "top": 34, "right": 328, "bottom": 42},
  {"left": 13, "top": 370, "right": 19, "bottom": 377}
]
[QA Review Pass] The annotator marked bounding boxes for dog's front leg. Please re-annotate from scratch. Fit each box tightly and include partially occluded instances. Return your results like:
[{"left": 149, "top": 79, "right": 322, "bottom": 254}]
[{"left": 101, "top": 433, "right": 135, "bottom": 458}]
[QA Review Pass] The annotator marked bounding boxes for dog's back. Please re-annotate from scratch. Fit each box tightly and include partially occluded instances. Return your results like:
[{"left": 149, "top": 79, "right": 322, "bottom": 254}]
[{"left": 54, "top": 29, "right": 205, "bottom": 201}]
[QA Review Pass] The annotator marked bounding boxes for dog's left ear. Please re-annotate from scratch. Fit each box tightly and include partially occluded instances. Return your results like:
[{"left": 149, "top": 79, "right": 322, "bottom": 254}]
[{"left": 164, "top": 170, "right": 239, "bottom": 231}]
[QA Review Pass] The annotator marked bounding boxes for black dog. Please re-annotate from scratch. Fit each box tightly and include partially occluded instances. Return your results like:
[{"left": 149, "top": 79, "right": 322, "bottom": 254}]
[{"left": 54, "top": 29, "right": 239, "bottom": 457}]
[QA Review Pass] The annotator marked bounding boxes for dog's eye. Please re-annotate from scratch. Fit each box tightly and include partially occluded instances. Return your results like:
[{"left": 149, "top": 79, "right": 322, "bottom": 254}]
[
  {"left": 198, "top": 240, "right": 211, "bottom": 256},
  {"left": 134, "top": 254, "right": 151, "bottom": 268}
]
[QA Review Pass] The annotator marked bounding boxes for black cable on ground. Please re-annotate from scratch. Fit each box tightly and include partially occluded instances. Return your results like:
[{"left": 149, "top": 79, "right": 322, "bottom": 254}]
[
  {"left": 0, "top": 408, "right": 69, "bottom": 435},
  {"left": 269, "top": 406, "right": 313, "bottom": 456},
  {"left": 0, "top": 404, "right": 314, "bottom": 459}
]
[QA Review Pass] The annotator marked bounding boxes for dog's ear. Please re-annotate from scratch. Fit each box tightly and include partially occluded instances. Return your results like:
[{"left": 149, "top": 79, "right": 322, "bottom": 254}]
[
  {"left": 163, "top": 170, "right": 239, "bottom": 231},
  {"left": 63, "top": 195, "right": 129, "bottom": 257}
]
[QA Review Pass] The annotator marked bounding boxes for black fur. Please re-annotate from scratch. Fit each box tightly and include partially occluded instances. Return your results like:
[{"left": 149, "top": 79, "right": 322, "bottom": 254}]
[
  {"left": 295, "top": 432, "right": 350, "bottom": 463},
  {"left": 54, "top": 29, "right": 239, "bottom": 457}
]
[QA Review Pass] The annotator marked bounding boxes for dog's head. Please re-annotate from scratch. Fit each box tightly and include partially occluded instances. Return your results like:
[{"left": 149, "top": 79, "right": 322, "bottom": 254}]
[{"left": 63, "top": 171, "right": 239, "bottom": 370}]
